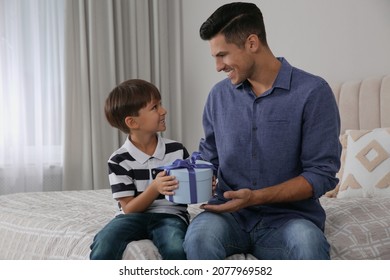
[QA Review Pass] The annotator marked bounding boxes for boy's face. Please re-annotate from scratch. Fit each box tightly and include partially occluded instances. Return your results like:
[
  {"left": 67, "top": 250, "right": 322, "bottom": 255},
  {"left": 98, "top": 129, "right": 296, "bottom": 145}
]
[{"left": 133, "top": 99, "right": 167, "bottom": 133}]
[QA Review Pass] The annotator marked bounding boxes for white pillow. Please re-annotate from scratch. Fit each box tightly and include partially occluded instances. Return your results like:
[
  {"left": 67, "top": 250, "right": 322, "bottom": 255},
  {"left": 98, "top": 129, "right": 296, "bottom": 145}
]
[{"left": 337, "top": 128, "right": 390, "bottom": 198}]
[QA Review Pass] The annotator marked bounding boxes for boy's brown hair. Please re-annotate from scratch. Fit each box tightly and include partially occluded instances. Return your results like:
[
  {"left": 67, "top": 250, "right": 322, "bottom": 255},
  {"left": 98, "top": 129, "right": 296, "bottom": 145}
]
[{"left": 104, "top": 79, "right": 161, "bottom": 134}]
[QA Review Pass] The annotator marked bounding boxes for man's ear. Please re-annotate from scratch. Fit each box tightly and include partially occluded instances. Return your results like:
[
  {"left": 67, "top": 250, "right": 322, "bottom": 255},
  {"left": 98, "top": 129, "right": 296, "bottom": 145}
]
[
  {"left": 246, "top": 34, "right": 260, "bottom": 52},
  {"left": 125, "top": 116, "right": 138, "bottom": 129}
]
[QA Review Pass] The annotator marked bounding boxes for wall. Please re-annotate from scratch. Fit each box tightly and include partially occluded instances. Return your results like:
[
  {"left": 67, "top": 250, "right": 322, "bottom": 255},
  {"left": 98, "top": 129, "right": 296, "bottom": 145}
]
[{"left": 179, "top": 0, "right": 390, "bottom": 152}]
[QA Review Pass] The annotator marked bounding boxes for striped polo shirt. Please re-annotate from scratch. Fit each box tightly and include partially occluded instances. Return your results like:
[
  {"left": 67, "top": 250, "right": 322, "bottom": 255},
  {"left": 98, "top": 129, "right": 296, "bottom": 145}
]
[{"left": 107, "top": 134, "right": 190, "bottom": 223}]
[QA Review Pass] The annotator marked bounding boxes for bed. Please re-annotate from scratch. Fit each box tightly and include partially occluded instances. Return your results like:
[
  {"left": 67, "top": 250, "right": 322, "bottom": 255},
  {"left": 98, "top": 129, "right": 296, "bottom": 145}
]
[{"left": 0, "top": 74, "right": 389, "bottom": 260}]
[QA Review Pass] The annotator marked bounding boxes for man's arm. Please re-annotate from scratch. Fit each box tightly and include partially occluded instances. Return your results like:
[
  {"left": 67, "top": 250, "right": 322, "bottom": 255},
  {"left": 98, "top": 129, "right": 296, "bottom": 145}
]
[{"left": 202, "top": 175, "right": 312, "bottom": 213}]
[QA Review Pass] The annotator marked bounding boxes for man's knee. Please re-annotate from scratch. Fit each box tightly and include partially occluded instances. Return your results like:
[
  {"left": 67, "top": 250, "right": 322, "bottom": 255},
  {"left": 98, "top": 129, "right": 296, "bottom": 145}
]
[{"left": 284, "top": 219, "right": 330, "bottom": 260}]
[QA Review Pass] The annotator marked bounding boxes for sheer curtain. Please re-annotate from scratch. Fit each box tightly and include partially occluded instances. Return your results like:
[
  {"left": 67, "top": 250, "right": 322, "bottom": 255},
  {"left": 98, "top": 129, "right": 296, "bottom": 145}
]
[
  {"left": 0, "top": 0, "right": 65, "bottom": 195},
  {"left": 0, "top": 0, "right": 183, "bottom": 194}
]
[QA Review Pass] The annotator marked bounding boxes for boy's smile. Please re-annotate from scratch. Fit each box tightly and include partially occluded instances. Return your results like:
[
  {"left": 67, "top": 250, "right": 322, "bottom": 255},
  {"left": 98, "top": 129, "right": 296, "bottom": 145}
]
[{"left": 135, "top": 99, "right": 167, "bottom": 133}]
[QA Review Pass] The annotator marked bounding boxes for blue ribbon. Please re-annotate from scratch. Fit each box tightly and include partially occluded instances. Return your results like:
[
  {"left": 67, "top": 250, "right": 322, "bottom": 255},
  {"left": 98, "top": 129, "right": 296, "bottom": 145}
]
[{"left": 158, "top": 152, "right": 214, "bottom": 203}]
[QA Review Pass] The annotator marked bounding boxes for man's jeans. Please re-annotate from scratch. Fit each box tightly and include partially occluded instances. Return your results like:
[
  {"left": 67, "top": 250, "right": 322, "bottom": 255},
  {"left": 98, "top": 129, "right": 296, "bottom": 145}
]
[
  {"left": 183, "top": 211, "right": 330, "bottom": 260},
  {"left": 90, "top": 212, "right": 187, "bottom": 260}
]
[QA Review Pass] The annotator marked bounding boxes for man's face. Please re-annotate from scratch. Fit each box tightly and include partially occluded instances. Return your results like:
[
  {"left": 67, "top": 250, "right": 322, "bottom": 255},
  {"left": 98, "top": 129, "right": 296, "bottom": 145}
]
[{"left": 209, "top": 34, "right": 255, "bottom": 85}]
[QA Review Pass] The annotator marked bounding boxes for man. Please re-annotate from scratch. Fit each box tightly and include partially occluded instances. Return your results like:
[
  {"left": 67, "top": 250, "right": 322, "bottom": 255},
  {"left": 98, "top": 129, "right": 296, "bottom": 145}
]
[{"left": 183, "top": 2, "right": 341, "bottom": 260}]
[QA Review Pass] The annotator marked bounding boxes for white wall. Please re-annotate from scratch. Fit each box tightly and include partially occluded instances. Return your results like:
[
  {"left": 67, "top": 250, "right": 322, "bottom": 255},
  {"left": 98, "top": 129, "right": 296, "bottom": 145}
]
[{"left": 179, "top": 0, "right": 390, "bottom": 152}]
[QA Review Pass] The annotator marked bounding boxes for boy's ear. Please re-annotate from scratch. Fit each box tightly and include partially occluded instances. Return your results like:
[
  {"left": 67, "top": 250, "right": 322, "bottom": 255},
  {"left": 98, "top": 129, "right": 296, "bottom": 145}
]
[{"left": 125, "top": 116, "right": 139, "bottom": 129}]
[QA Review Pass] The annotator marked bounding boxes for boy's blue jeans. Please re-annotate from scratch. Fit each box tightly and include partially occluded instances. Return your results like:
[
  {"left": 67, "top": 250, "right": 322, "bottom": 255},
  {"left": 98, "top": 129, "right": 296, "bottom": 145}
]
[
  {"left": 183, "top": 211, "right": 330, "bottom": 260},
  {"left": 90, "top": 212, "right": 187, "bottom": 260}
]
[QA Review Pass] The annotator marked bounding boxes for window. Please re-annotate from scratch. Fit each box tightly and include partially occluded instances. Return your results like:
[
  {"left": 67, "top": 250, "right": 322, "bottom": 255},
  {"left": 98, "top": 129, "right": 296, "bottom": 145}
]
[{"left": 0, "top": 0, "right": 65, "bottom": 194}]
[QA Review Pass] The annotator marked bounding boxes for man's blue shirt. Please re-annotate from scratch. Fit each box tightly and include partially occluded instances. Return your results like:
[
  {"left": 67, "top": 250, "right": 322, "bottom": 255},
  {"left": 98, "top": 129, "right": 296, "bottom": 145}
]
[{"left": 199, "top": 58, "right": 342, "bottom": 232}]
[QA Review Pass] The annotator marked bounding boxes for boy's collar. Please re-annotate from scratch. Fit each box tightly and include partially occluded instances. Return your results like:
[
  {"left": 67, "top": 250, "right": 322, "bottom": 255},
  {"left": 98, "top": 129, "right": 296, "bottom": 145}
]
[{"left": 125, "top": 134, "right": 165, "bottom": 164}]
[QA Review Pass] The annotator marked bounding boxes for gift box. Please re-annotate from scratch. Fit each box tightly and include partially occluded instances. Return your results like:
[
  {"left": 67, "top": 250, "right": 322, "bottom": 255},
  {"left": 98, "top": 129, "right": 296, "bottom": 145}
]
[{"left": 158, "top": 153, "right": 214, "bottom": 204}]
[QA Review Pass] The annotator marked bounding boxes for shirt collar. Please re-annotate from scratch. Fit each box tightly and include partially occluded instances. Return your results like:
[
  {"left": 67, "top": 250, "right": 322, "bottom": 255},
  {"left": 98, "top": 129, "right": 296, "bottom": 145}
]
[
  {"left": 235, "top": 57, "right": 292, "bottom": 92},
  {"left": 273, "top": 57, "right": 292, "bottom": 91},
  {"left": 124, "top": 134, "right": 165, "bottom": 164}
]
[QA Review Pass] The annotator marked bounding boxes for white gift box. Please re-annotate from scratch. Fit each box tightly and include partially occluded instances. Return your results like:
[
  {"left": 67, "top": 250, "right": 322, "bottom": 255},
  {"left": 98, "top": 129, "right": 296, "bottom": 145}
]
[{"left": 165, "top": 160, "right": 213, "bottom": 204}]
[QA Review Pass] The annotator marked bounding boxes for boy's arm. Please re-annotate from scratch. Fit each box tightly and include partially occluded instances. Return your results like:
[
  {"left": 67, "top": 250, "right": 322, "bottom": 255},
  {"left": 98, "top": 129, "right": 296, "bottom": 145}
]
[{"left": 118, "top": 170, "right": 178, "bottom": 214}]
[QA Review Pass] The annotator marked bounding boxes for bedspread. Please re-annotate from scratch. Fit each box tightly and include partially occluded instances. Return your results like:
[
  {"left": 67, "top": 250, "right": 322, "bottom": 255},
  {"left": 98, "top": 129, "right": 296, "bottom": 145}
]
[
  {"left": 0, "top": 189, "right": 389, "bottom": 260},
  {"left": 320, "top": 196, "right": 390, "bottom": 259}
]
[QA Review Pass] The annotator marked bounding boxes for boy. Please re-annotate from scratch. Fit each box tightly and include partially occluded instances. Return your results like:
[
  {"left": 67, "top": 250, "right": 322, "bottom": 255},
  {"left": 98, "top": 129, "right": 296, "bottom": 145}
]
[{"left": 90, "top": 79, "right": 189, "bottom": 260}]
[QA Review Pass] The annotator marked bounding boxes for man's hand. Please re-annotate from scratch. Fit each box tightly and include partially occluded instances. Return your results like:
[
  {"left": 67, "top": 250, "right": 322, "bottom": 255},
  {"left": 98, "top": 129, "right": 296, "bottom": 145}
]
[
  {"left": 201, "top": 188, "right": 253, "bottom": 213},
  {"left": 201, "top": 176, "right": 314, "bottom": 213},
  {"left": 212, "top": 175, "right": 217, "bottom": 195}
]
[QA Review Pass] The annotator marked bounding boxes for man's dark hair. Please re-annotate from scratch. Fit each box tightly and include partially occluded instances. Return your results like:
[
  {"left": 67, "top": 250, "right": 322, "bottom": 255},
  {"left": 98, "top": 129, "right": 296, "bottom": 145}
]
[{"left": 199, "top": 2, "right": 267, "bottom": 47}]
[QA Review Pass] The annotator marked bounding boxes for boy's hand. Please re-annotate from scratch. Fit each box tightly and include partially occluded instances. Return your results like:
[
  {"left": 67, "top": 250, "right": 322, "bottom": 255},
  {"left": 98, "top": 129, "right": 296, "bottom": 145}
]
[{"left": 153, "top": 170, "right": 179, "bottom": 196}]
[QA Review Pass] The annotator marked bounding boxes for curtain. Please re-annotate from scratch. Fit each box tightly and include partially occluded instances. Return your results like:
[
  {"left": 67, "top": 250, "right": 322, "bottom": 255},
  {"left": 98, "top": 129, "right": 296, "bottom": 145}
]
[
  {"left": 0, "top": 0, "right": 183, "bottom": 194},
  {"left": 0, "top": 0, "right": 65, "bottom": 195},
  {"left": 62, "top": 0, "right": 183, "bottom": 191}
]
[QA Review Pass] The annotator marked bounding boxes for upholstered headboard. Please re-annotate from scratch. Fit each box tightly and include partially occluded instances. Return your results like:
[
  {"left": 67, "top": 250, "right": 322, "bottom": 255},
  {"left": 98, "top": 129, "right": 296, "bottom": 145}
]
[{"left": 330, "top": 75, "right": 390, "bottom": 134}]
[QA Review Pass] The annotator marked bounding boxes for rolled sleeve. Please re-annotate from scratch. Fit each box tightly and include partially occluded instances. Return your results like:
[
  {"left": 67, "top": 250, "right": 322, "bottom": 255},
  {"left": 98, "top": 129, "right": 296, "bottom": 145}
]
[{"left": 300, "top": 82, "right": 342, "bottom": 198}]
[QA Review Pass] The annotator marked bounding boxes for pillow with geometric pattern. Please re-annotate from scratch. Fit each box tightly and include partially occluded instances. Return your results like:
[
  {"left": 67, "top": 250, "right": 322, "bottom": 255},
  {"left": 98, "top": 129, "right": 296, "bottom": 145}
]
[{"left": 337, "top": 128, "right": 390, "bottom": 198}]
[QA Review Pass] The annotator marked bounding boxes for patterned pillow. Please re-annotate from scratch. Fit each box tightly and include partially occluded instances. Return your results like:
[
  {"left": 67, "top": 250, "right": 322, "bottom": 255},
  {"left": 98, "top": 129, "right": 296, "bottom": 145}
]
[{"left": 337, "top": 128, "right": 390, "bottom": 198}]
